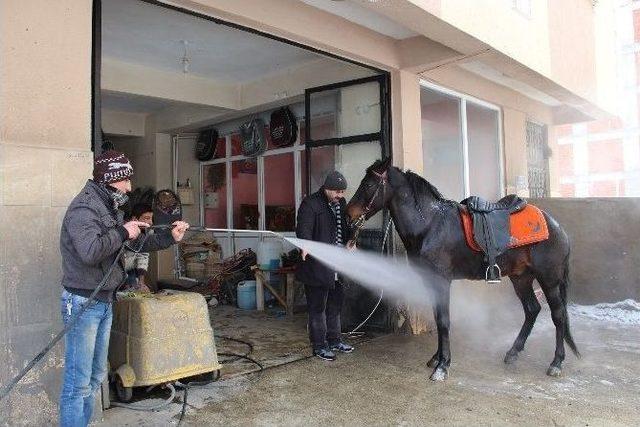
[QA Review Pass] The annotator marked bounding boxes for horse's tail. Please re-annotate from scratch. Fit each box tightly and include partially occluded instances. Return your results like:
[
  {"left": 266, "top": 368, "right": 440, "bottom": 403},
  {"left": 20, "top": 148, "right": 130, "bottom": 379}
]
[{"left": 560, "top": 247, "right": 581, "bottom": 358}]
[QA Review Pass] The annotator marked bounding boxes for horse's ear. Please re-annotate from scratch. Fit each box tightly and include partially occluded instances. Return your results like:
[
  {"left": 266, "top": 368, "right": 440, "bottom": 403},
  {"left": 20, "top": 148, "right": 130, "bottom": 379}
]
[{"left": 375, "top": 157, "right": 392, "bottom": 172}]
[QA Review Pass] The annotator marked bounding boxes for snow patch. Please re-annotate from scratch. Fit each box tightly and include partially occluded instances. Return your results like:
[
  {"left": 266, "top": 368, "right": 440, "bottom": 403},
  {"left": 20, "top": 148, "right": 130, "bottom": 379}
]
[{"left": 569, "top": 299, "right": 640, "bottom": 325}]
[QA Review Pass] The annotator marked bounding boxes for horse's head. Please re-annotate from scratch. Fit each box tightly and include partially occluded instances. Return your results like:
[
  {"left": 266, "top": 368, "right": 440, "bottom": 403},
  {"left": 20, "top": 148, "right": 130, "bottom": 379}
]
[{"left": 346, "top": 157, "right": 392, "bottom": 227}]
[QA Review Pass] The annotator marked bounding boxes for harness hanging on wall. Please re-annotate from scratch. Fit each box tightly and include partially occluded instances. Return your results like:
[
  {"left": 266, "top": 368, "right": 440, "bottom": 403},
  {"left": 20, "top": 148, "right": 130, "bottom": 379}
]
[
  {"left": 240, "top": 118, "right": 267, "bottom": 157},
  {"left": 269, "top": 106, "right": 298, "bottom": 148},
  {"left": 195, "top": 128, "right": 219, "bottom": 161}
]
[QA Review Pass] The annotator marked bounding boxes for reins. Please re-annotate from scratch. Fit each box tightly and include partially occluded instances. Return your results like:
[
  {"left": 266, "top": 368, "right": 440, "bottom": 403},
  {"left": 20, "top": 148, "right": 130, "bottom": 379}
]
[{"left": 352, "top": 170, "right": 387, "bottom": 242}]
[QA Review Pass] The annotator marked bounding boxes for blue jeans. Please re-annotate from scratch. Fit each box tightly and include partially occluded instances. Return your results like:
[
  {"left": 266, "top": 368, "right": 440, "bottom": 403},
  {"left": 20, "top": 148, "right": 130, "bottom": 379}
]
[{"left": 59, "top": 290, "right": 112, "bottom": 427}]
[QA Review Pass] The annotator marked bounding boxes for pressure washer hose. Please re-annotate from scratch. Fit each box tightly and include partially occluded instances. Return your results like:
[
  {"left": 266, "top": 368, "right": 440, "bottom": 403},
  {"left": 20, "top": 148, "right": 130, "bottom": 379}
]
[
  {"left": 0, "top": 220, "right": 269, "bottom": 425},
  {"left": 346, "top": 217, "right": 393, "bottom": 336},
  {"left": 0, "top": 217, "right": 390, "bottom": 401},
  {"left": 182, "top": 222, "right": 395, "bottom": 337},
  {"left": 109, "top": 383, "right": 177, "bottom": 411},
  {"left": 174, "top": 338, "right": 265, "bottom": 426},
  {"left": 0, "top": 230, "right": 157, "bottom": 401},
  {"left": 106, "top": 335, "right": 264, "bottom": 422}
]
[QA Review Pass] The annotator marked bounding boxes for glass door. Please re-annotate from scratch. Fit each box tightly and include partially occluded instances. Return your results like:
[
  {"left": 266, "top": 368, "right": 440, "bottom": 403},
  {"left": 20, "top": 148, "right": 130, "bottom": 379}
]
[
  {"left": 304, "top": 74, "right": 392, "bottom": 331},
  {"left": 304, "top": 75, "right": 390, "bottom": 232}
]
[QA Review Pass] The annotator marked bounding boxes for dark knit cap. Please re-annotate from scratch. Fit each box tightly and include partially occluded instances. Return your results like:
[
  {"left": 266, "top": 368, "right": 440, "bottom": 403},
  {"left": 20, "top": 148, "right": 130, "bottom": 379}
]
[
  {"left": 323, "top": 171, "right": 347, "bottom": 190},
  {"left": 93, "top": 150, "right": 134, "bottom": 184}
]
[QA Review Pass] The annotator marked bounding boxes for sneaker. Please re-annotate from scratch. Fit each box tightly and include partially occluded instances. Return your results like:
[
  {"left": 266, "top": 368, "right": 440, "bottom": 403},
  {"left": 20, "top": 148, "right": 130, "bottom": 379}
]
[
  {"left": 313, "top": 348, "right": 336, "bottom": 361},
  {"left": 330, "top": 342, "right": 354, "bottom": 353}
]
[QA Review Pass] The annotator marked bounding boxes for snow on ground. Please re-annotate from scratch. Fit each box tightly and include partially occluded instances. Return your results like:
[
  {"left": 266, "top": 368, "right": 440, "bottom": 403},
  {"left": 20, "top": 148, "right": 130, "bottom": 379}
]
[{"left": 569, "top": 299, "right": 640, "bottom": 325}]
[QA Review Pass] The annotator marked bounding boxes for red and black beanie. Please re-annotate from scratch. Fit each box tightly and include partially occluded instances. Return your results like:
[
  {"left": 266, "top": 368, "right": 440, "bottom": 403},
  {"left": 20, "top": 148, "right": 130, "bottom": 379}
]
[{"left": 93, "top": 150, "right": 134, "bottom": 184}]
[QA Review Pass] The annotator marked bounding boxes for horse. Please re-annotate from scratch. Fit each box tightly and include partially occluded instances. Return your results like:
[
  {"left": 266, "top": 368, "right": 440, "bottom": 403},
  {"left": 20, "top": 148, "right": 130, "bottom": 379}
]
[{"left": 345, "top": 158, "right": 580, "bottom": 381}]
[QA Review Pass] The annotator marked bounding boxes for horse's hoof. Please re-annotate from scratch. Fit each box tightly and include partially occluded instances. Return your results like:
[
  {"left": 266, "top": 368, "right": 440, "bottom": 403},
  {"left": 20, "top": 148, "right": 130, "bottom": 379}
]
[
  {"left": 426, "top": 355, "right": 438, "bottom": 368},
  {"left": 546, "top": 366, "right": 562, "bottom": 377},
  {"left": 504, "top": 351, "right": 519, "bottom": 364},
  {"left": 429, "top": 367, "right": 449, "bottom": 381}
]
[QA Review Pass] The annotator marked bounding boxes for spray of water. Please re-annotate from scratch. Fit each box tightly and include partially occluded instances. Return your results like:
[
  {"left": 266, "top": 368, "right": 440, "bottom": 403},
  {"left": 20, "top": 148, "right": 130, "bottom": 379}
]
[
  {"left": 285, "top": 237, "right": 433, "bottom": 306},
  {"left": 285, "top": 236, "right": 524, "bottom": 345}
]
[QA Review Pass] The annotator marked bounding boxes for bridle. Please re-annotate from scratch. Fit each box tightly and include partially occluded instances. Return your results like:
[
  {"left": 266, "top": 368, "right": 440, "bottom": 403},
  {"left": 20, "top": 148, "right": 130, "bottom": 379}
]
[{"left": 351, "top": 169, "right": 387, "bottom": 242}]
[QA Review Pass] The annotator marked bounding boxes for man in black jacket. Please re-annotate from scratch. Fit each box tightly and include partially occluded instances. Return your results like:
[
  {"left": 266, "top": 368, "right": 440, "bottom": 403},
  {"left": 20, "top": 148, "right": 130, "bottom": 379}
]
[
  {"left": 296, "top": 171, "right": 355, "bottom": 361},
  {"left": 58, "top": 151, "right": 189, "bottom": 427}
]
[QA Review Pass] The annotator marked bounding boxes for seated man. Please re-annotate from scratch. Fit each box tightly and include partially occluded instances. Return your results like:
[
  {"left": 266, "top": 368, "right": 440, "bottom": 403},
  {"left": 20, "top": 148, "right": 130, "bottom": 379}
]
[{"left": 123, "top": 203, "right": 154, "bottom": 292}]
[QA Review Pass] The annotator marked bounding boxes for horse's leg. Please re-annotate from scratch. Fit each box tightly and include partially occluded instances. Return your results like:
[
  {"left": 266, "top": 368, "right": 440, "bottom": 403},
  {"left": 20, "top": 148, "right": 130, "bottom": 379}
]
[
  {"left": 504, "top": 272, "right": 540, "bottom": 364},
  {"left": 537, "top": 275, "right": 566, "bottom": 377},
  {"left": 429, "top": 279, "right": 452, "bottom": 381},
  {"left": 426, "top": 306, "right": 439, "bottom": 368}
]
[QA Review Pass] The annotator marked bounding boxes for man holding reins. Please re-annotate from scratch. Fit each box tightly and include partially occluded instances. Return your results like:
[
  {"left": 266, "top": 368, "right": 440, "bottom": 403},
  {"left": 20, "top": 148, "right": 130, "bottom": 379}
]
[{"left": 296, "top": 171, "right": 356, "bottom": 361}]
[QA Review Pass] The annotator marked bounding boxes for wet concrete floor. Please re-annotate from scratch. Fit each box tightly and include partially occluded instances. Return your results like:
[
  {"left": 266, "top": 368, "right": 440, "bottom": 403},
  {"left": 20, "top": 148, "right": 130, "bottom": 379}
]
[{"left": 102, "top": 282, "right": 640, "bottom": 426}]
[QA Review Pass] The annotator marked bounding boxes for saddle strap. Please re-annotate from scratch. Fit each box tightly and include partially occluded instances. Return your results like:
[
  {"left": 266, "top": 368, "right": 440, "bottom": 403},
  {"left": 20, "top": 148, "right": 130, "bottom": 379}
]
[{"left": 469, "top": 209, "right": 513, "bottom": 279}]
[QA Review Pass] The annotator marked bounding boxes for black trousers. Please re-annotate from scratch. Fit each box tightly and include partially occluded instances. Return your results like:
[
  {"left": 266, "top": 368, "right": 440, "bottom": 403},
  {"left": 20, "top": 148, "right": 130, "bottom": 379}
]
[{"left": 304, "top": 281, "right": 344, "bottom": 350}]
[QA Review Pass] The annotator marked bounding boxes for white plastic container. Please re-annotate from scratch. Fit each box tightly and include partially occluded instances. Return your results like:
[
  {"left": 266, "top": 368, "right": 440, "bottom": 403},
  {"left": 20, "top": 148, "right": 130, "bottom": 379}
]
[
  {"left": 257, "top": 239, "right": 283, "bottom": 270},
  {"left": 237, "top": 280, "right": 257, "bottom": 310}
]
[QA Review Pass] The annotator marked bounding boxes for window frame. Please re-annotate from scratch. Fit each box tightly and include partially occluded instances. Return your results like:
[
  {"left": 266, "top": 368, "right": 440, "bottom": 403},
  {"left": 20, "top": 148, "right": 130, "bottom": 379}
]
[
  {"left": 419, "top": 80, "right": 506, "bottom": 198},
  {"left": 199, "top": 122, "right": 306, "bottom": 232}
]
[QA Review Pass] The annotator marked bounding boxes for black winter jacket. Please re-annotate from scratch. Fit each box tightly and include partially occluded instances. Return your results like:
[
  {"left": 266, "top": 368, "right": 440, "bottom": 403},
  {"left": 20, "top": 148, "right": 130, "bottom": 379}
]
[
  {"left": 59, "top": 180, "right": 175, "bottom": 302},
  {"left": 295, "top": 189, "right": 353, "bottom": 288}
]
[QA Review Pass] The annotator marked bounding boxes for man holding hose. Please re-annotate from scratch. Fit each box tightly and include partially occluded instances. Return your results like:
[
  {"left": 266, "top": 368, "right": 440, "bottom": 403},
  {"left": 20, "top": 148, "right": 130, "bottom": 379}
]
[{"left": 58, "top": 150, "right": 189, "bottom": 427}]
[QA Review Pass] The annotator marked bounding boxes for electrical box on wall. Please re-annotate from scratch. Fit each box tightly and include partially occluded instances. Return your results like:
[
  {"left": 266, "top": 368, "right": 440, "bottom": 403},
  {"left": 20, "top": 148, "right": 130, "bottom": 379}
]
[
  {"left": 204, "top": 192, "right": 219, "bottom": 209},
  {"left": 178, "top": 188, "right": 195, "bottom": 205}
]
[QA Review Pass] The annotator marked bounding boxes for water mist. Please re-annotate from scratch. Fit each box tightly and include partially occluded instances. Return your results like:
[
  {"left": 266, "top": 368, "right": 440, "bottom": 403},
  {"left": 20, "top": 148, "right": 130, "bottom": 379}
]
[{"left": 285, "top": 237, "right": 433, "bottom": 307}]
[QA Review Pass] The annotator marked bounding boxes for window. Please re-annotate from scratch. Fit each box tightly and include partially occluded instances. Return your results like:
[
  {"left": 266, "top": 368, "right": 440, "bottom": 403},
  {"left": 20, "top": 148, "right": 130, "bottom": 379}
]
[
  {"left": 203, "top": 163, "right": 227, "bottom": 228},
  {"left": 420, "top": 82, "right": 504, "bottom": 201},
  {"left": 467, "top": 102, "right": 502, "bottom": 200},
  {"left": 231, "top": 159, "right": 258, "bottom": 230},
  {"left": 420, "top": 89, "right": 465, "bottom": 200},
  {"left": 307, "top": 80, "right": 380, "bottom": 141},
  {"left": 201, "top": 120, "right": 305, "bottom": 233},
  {"left": 264, "top": 153, "right": 296, "bottom": 232},
  {"left": 305, "top": 76, "right": 388, "bottom": 231}
]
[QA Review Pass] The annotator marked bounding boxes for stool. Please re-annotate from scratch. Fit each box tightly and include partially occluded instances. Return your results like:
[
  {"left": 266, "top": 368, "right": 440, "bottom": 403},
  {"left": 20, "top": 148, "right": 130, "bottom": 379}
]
[{"left": 252, "top": 266, "right": 299, "bottom": 316}]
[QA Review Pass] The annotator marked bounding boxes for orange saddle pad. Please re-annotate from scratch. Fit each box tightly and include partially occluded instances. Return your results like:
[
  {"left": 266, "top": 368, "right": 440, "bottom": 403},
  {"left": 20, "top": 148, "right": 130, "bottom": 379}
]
[{"left": 459, "top": 204, "right": 549, "bottom": 252}]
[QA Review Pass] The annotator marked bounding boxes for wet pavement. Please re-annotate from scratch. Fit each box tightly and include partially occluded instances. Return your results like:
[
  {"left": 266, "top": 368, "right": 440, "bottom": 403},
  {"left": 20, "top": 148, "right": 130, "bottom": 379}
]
[{"left": 101, "top": 282, "right": 640, "bottom": 426}]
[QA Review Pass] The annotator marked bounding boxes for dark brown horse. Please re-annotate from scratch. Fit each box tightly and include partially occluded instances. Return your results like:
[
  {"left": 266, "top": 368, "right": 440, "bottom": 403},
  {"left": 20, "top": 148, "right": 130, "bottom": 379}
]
[{"left": 346, "top": 158, "right": 580, "bottom": 381}]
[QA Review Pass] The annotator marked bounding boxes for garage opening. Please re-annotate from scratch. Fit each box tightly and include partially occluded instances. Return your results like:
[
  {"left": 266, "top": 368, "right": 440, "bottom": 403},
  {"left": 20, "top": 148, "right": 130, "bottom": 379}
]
[{"left": 98, "top": 0, "right": 392, "bottom": 396}]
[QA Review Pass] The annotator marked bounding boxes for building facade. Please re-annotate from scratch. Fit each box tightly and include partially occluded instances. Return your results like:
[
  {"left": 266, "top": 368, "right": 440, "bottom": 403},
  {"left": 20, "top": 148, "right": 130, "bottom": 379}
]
[
  {"left": 0, "top": 0, "right": 618, "bottom": 423},
  {"left": 551, "top": 0, "right": 640, "bottom": 197}
]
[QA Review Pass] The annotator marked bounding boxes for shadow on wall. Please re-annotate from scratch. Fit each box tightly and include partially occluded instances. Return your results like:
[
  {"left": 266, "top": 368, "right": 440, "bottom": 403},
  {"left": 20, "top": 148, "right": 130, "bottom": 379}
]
[{"left": 529, "top": 198, "right": 640, "bottom": 305}]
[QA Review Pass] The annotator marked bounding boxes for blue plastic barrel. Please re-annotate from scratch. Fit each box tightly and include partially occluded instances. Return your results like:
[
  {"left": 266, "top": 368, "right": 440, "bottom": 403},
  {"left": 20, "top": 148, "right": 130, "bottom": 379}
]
[{"left": 237, "top": 280, "right": 257, "bottom": 310}]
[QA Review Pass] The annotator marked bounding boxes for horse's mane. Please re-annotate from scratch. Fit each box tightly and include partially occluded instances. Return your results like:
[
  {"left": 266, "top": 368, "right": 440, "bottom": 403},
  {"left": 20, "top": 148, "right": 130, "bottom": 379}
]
[
  {"left": 368, "top": 160, "right": 456, "bottom": 206},
  {"left": 403, "top": 170, "right": 447, "bottom": 201}
]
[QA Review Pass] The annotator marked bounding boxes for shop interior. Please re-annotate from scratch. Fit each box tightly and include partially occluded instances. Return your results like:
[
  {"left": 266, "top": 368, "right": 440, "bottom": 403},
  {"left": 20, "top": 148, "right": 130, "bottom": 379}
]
[{"left": 99, "top": 0, "right": 393, "bottom": 395}]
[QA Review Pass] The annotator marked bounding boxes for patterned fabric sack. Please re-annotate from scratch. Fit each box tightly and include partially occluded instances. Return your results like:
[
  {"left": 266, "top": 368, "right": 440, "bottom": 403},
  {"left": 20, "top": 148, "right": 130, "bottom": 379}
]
[
  {"left": 195, "top": 128, "right": 219, "bottom": 161},
  {"left": 240, "top": 118, "right": 267, "bottom": 157},
  {"left": 269, "top": 106, "right": 297, "bottom": 148}
]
